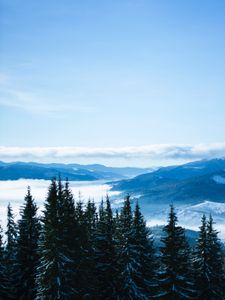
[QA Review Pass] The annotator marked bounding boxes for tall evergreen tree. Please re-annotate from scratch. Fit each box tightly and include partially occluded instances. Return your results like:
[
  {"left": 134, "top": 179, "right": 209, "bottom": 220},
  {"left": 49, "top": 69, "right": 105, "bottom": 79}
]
[
  {"left": 132, "top": 202, "right": 157, "bottom": 299},
  {"left": 194, "top": 214, "right": 225, "bottom": 299},
  {"left": 94, "top": 196, "right": 118, "bottom": 299},
  {"left": 5, "top": 204, "right": 19, "bottom": 300},
  {"left": 60, "top": 180, "right": 80, "bottom": 297},
  {"left": 194, "top": 214, "right": 210, "bottom": 300},
  {"left": 17, "top": 187, "right": 41, "bottom": 300},
  {"left": 207, "top": 215, "right": 224, "bottom": 299},
  {"left": 75, "top": 199, "right": 86, "bottom": 250},
  {"left": 79, "top": 200, "right": 98, "bottom": 298},
  {"left": 118, "top": 195, "right": 151, "bottom": 299},
  {"left": 157, "top": 205, "right": 195, "bottom": 300},
  {"left": 36, "top": 179, "right": 60, "bottom": 299},
  {"left": 36, "top": 178, "right": 78, "bottom": 299},
  {"left": 74, "top": 198, "right": 89, "bottom": 298},
  {"left": 0, "top": 225, "right": 7, "bottom": 300}
]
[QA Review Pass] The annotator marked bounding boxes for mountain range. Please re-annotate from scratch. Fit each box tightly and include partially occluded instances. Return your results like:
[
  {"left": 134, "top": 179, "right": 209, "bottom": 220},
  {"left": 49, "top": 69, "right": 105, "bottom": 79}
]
[
  {"left": 112, "top": 158, "right": 225, "bottom": 204},
  {"left": 0, "top": 161, "right": 150, "bottom": 181}
]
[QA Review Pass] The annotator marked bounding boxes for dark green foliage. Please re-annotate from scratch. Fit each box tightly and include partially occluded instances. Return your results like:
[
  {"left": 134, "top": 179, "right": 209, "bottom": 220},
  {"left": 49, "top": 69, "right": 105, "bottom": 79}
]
[
  {"left": 158, "top": 205, "right": 195, "bottom": 300},
  {"left": 206, "top": 215, "right": 225, "bottom": 299},
  {"left": 5, "top": 204, "right": 19, "bottom": 300},
  {"left": 132, "top": 202, "right": 157, "bottom": 298},
  {"left": 17, "top": 187, "right": 41, "bottom": 300},
  {"left": 78, "top": 200, "right": 98, "bottom": 297},
  {"left": 94, "top": 195, "right": 118, "bottom": 299},
  {"left": 36, "top": 179, "right": 78, "bottom": 299},
  {"left": 0, "top": 226, "right": 7, "bottom": 300},
  {"left": 0, "top": 179, "right": 224, "bottom": 299},
  {"left": 117, "top": 195, "right": 156, "bottom": 299},
  {"left": 194, "top": 214, "right": 225, "bottom": 299},
  {"left": 194, "top": 214, "right": 210, "bottom": 300},
  {"left": 36, "top": 179, "right": 61, "bottom": 299},
  {"left": 60, "top": 180, "right": 80, "bottom": 297},
  {"left": 116, "top": 194, "right": 136, "bottom": 299}
]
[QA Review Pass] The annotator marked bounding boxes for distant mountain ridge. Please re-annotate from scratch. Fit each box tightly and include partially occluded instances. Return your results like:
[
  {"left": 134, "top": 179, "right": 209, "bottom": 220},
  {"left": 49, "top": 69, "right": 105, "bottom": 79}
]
[
  {"left": 0, "top": 161, "right": 151, "bottom": 181},
  {"left": 112, "top": 158, "right": 225, "bottom": 204}
]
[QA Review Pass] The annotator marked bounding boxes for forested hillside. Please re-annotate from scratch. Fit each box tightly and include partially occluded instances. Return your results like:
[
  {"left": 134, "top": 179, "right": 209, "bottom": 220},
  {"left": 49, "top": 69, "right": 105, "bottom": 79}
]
[
  {"left": 0, "top": 179, "right": 224, "bottom": 299},
  {"left": 112, "top": 158, "right": 225, "bottom": 204}
]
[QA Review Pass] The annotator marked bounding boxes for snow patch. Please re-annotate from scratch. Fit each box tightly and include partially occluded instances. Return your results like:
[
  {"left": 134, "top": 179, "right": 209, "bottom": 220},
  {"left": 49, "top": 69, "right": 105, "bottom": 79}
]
[
  {"left": 212, "top": 175, "right": 225, "bottom": 184},
  {"left": 189, "top": 200, "right": 225, "bottom": 214},
  {"left": 183, "top": 166, "right": 204, "bottom": 169}
]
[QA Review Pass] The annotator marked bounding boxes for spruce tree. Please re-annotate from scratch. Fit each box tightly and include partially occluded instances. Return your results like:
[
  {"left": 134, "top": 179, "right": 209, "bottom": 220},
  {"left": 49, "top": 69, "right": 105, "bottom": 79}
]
[
  {"left": 118, "top": 195, "right": 151, "bottom": 299},
  {"left": 36, "top": 179, "right": 60, "bottom": 299},
  {"left": 5, "top": 204, "right": 19, "bottom": 300},
  {"left": 75, "top": 199, "right": 86, "bottom": 250},
  {"left": 17, "top": 187, "right": 41, "bottom": 300},
  {"left": 0, "top": 225, "right": 7, "bottom": 300},
  {"left": 207, "top": 215, "right": 224, "bottom": 299},
  {"left": 74, "top": 198, "right": 89, "bottom": 298},
  {"left": 94, "top": 196, "right": 118, "bottom": 299},
  {"left": 36, "top": 178, "right": 77, "bottom": 299},
  {"left": 132, "top": 202, "right": 157, "bottom": 299},
  {"left": 194, "top": 214, "right": 224, "bottom": 299},
  {"left": 194, "top": 214, "right": 210, "bottom": 300},
  {"left": 158, "top": 205, "right": 195, "bottom": 300},
  {"left": 60, "top": 180, "right": 80, "bottom": 297},
  {"left": 79, "top": 200, "right": 98, "bottom": 298}
]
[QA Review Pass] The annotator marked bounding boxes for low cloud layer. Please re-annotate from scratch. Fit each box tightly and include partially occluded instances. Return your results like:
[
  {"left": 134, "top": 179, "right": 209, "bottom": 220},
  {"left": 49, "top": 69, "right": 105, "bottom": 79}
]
[{"left": 1, "top": 144, "right": 225, "bottom": 165}]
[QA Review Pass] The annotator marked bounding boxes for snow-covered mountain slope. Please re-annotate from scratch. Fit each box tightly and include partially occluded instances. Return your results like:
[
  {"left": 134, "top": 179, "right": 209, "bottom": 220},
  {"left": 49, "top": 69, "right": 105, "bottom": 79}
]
[
  {"left": 177, "top": 201, "right": 225, "bottom": 227},
  {"left": 142, "top": 201, "right": 225, "bottom": 241},
  {"left": 112, "top": 159, "right": 225, "bottom": 205}
]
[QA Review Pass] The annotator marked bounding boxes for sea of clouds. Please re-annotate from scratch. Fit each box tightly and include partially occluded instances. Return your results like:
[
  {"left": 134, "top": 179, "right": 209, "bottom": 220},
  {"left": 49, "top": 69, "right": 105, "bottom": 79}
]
[{"left": 1, "top": 143, "right": 225, "bottom": 165}]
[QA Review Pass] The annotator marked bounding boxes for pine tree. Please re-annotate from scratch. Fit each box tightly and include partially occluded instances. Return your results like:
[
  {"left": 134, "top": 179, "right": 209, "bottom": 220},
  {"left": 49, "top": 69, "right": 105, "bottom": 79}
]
[
  {"left": 74, "top": 198, "right": 89, "bottom": 298},
  {"left": 94, "top": 196, "right": 118, "bottom": 299},
  {"left": 0, "top": 225, "right": 7, "bottom": 300},
  {"left": 194, "top": 214, "right": 210, "bottom": 300},
  {"left": 75, "top": 198, "right": 86, "bottom": 250},
  {"left": 132, "top": 202, "right": 157, "bottom": 299},
  {"left": 17, "top": 187, "right": 41, "bottom": 300},
  {"left": 79, "top": 199, "right": 98, "bottom": 298},
  {"left": 5, "top": 204, "right": 19, "bottom": 300},
  {"left": 36, "top": 179, "right": 60, "bottom": 299},
  {"left": 207, "top": 215, "right": 224, "bottom": 299},
  {"left": 157, "top": 205, "right": 195, "bottom": 300},
  {"left": 194, "top": 214, "right": 225, "bottom": 299},
  {"left": 36, "top": 178, "right": 78, "bottom": 299},
  {"left": 117, "top": 195, "right": 152, "bottom": 299},
  {"left": 60, "top": 180, "right": 80, "bottom": 297}
]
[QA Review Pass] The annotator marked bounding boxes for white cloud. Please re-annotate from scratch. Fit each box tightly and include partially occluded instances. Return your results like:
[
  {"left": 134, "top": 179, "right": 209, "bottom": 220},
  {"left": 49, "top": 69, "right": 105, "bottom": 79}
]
[
  {"left": 0, "top": 143, "right": 225, "bottom": 164},
  {"left": 0, "top": 73, "right": 94, "bottom": 115},
  {"left": 0, "top": 88, "right": 94, "bottom": 115},
  {"left": 0, "top": 179, "right": 116, "bottom": 230}
]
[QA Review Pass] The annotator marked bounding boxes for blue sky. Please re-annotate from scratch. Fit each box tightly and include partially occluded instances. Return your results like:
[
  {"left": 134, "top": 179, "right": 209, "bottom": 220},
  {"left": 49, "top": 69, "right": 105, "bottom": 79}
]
[{"left": 1, "top": 0, "right": 225, "bottom": 166}]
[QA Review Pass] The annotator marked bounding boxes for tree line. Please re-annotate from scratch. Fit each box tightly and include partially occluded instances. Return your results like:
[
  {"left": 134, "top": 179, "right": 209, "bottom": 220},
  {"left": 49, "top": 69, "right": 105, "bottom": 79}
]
[{"left": 0, "top": 178, "right": 224, "bottom": 299}]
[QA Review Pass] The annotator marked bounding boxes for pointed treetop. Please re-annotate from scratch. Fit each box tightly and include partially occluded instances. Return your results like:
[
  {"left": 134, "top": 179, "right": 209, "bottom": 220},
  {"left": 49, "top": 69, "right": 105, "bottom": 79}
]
[{"left": 167, "top": 204, "right": 178, "bottom": 227}]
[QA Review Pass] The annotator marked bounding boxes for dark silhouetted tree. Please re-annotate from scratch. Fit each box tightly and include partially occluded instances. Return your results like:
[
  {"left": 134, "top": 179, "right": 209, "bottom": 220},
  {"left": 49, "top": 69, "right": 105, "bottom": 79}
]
[
  {"left": 17, "top": 187, "right": 41, "bottom": 300},
  {"left": 194, "top": 214, "right": 224, "bottom": 299},
  {"left": 158, "top": 205, "right": 195, "bottom": 300},
  {"left": 94, "top": 196, "right": 118, "bottom": 299},
  {"left": 5, "top": 204, "right": 19, "bottom": 300}
]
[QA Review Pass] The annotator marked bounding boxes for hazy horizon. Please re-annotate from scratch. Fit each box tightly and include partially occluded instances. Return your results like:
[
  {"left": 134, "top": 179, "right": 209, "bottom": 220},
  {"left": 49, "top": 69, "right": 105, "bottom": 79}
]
[{"left": 1, "top": 144, "right": 225, "bottom": 167}]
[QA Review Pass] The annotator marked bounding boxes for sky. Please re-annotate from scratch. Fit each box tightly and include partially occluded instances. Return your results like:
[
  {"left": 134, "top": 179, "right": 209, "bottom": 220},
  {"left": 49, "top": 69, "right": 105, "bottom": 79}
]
[{"left": 0, "top": 0, "right": 225, "bottom": 166}]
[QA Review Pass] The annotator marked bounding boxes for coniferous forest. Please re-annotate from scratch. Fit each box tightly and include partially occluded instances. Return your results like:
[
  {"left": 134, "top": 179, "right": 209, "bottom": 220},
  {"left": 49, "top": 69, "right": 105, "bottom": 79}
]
[{"left": 0, "top": 179, "right": 224, "bottom": 300}]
